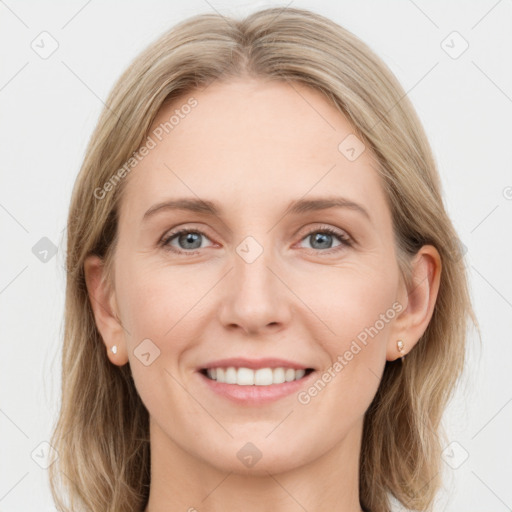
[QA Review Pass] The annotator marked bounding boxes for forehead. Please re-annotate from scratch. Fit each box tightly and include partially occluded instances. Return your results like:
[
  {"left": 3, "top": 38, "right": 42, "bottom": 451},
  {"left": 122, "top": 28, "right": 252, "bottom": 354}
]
[{"left": 119, "top": 78, "right": 386, "bottom": 222}]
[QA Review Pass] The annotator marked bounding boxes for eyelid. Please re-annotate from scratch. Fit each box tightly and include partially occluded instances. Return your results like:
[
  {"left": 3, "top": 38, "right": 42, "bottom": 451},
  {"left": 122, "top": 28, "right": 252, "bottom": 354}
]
[
  {"left": 295, "top": 223, "right": 353, "bottom": 243},
  {"left": 159, "top": 221, "right": 214, "bottom": 241}
]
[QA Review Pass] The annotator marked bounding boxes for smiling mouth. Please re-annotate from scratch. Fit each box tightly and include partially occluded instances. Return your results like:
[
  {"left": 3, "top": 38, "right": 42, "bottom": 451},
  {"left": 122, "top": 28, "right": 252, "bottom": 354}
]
[{"left": 199, "top": 367, "right": 315, "bottom": 386}]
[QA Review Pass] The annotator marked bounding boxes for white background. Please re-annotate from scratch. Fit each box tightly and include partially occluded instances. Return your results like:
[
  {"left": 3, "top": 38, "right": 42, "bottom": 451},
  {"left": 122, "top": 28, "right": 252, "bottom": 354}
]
[{"left": 1, "top": 0, "right": 511, "bottom": 510}]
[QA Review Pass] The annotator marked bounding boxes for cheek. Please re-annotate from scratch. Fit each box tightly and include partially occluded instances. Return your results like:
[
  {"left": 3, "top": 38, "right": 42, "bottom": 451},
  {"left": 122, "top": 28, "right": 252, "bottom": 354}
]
[
  {"left": 116, "top": 257, "right": 203, "bottom": 339},
  {"left": 316, "top": 264, "right": 399, "bottom": 361},
  {"left": 115, "top": 261, "right": 205, "bottom": 413},
  {"left": 117, "top": 250, "right": 399, "bottom": 353},
  {"left": 298, "top": 268, "right": 398, "bottom": 421}
]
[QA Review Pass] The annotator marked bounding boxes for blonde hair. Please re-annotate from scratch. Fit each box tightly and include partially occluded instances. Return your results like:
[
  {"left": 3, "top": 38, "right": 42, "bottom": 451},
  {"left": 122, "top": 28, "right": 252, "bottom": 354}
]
[{"left": 49, "top": 7, "right": 478, "bottom": 511}]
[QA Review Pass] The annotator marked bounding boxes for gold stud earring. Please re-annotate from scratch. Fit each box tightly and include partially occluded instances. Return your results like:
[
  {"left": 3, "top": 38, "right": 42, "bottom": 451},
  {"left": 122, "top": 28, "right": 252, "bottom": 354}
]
[
  {"left": 397, "top": 340, "right": 405, "bottom": 360},
  {"left": 110, "top": 345, "right": 118, "bottom": 354}
]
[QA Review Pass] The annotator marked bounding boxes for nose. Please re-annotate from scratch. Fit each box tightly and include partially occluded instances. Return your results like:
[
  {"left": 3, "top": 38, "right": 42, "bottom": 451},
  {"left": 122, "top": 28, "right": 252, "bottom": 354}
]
[{"left": 218, "top": 239, "right": 292, "bottom": 336}]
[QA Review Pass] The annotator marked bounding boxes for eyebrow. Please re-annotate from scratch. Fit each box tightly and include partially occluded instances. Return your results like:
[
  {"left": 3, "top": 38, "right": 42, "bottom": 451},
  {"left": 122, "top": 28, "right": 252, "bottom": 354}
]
[{"left": 142, "top": 196, "right": 371, "bottom": 223}]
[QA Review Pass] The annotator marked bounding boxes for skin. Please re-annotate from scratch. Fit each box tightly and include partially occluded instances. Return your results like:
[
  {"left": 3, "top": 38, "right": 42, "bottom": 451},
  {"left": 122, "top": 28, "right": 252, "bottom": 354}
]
[{"left": 85, "top": 77, "right": 441, "bottom": 512}]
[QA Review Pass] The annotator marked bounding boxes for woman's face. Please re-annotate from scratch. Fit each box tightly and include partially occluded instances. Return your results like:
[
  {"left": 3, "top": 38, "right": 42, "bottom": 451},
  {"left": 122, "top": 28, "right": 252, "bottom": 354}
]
[{"left": 108, "top": 78, "right": 408, "bottom": 474}]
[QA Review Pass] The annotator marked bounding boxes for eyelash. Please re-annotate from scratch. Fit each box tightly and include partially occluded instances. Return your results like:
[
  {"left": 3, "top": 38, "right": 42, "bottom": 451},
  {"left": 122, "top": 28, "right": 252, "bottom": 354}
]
[{"left": 159, "top": 225, "right": 353, "bottom": 256}]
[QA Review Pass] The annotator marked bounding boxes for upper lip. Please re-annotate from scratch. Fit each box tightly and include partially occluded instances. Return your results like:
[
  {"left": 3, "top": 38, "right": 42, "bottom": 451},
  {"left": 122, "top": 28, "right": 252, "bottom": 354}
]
[{"left": 198, "top": 357, "right": 314, "bottom": 371}]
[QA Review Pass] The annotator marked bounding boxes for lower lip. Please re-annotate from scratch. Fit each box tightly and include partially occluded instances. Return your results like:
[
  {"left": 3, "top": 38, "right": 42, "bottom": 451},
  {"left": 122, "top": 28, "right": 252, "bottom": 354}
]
[{"left": 197, "top": 370, "right": 316, "bottom": 405}]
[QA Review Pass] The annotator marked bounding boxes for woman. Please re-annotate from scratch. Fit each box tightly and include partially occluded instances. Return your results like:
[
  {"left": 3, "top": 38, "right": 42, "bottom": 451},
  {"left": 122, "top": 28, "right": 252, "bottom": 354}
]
[{"left": 49, "top": 7, "right": 477, "bottom": 512}]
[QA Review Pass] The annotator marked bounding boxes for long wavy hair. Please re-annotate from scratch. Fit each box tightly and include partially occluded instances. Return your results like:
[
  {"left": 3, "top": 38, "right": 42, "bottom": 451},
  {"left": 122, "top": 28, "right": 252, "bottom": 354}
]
[{"left": 49, "top": 7, "right": 478, "bottom": 511}]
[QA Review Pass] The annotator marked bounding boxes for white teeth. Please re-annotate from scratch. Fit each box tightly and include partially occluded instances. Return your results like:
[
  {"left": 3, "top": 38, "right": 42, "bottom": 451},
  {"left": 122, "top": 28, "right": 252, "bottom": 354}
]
[
  {"left": 225, "top": 367, "right": 237, "bottom": 384},
  {"left": 254, "top": 368, "right": 272, "bottom": 386},
  {"left": 239, "top": 367, "right": 255, "bottom": 385},
  {"left": 205, "top": 366, "right": 309, "bottom": 385},
  {"left": 285, "top": 368, "right": 296, "bottom": 382},
  {"left": 273, "top": 367, "right": 285, "bottom": 384}
]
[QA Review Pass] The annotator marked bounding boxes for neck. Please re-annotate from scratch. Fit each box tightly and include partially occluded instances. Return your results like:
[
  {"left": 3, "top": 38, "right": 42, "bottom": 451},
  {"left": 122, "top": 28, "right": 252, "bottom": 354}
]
[{"left": 144, "top": 417, "right": 365, "bottom": 512}]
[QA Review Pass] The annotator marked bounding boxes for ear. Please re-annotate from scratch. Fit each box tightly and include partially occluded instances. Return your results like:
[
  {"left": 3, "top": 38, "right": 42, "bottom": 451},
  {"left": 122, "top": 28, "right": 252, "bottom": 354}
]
[
  {"left": 83, "top": 254, "right": 129, "bottom": 366},
  {"left": 387, "top": 245, "right": 442, "bottom": 361}
]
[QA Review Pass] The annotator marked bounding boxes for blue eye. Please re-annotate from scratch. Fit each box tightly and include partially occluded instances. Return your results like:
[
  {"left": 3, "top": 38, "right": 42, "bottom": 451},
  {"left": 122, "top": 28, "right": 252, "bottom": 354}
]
[
  {"left": 298, "top": 227, "right": 351, "bottom": 252},
  {"left": 160, "top": 226, "right": 352, "bottom": 255},
  {"left": 161, "top": 229, "right": 212, "bottom": 253}
]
